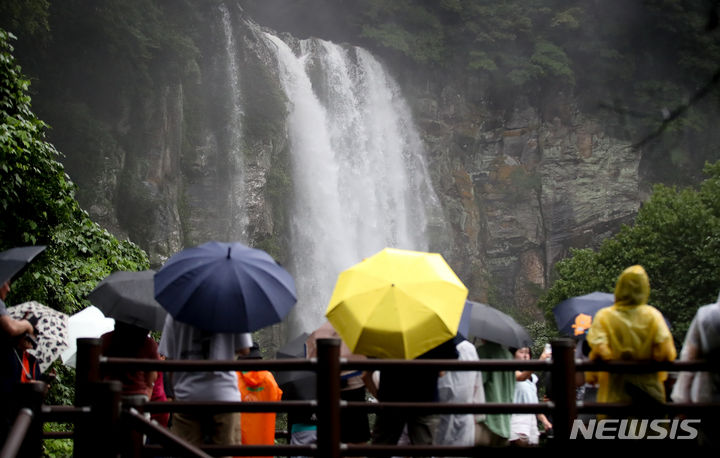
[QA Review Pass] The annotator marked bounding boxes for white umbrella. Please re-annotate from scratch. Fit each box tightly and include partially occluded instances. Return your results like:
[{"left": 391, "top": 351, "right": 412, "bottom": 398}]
[{"left": 60, "top": 305, "right": 115, "bottom": 368}]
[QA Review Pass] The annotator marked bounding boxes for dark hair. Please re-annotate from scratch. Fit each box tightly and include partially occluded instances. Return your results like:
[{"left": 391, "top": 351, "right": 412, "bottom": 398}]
[
  {"left": 510, "top": 346, "right": 533, "bottom": 358},
  {"left": 105, "top": 321, "right": 150, "bottom": 357},
  {"left": 240, "top": 342, "right": 263, "bottom": 360}
]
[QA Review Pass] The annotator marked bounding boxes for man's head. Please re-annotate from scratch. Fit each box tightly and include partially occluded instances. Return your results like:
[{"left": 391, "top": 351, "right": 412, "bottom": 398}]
[{"left": 239, "top": 342, "right": 263, "bottom": 360}]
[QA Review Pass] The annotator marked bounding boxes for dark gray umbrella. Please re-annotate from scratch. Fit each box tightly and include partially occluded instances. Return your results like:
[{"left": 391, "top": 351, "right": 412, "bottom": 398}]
[
  {"left": 0, "top": 245, "right": 46, "bottom": 285},
  {"left": 89, "top": 270, "right": 167, "bottom": 331},
  {"left": 274, "top": 331, "right": 315, "bottom": 400},
  {"left": 458, "top": 300, "right": 532, "bottom": 349},
  {"left": 275, "top": 368, "right": 316, "bottom": 401}
]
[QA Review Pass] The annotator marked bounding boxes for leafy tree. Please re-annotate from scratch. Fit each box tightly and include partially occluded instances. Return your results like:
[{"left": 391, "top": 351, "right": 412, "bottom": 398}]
[
  {"left": 1, "top": 30, "right": 148, "bottom": 431},
  {"left": 539, "top": 161, "right": 720, "bottom": 343},
  {"left": 0, "top": 0, "right": 50, "bottom": 39}
]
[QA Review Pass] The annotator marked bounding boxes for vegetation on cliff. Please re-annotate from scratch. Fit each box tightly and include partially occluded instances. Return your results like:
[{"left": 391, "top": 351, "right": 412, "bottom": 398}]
[
  {"left": 242, "top": 0, "right": 720, "bottom": 185},
  {"left": 0, "top": 28, "right": 148, "bottom": 316},
  {"left": 539, "top": 161, "right": 720, "bottom": 343}
]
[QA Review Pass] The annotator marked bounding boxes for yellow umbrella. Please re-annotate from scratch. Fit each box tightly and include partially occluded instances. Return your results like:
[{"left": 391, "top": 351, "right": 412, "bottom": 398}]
[{"left": 325, "top": 247, "right": 468, "bottom": 359}]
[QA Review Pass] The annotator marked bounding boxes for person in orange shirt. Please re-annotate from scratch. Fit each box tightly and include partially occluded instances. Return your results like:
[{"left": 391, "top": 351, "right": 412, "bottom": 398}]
[{"left": 235, "top": 343, "right": 283, "bottom": 458}]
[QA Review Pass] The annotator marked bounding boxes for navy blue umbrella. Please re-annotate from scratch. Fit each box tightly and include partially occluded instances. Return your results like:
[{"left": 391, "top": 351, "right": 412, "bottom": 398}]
[
  {"left": 552, "top": 291, "right": 614, "bottom": 337},
  {"left": 154, "top": 241, "right": 297, "bottom": 333},
  {"left": 553, "top": 291, "right": 671, "bottom": 338}
]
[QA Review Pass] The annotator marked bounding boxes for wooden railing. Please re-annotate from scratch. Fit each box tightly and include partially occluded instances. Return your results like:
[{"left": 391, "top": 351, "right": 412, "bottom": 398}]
[{"left": 2, "top": 337, "right": 719, "bottom": 456}]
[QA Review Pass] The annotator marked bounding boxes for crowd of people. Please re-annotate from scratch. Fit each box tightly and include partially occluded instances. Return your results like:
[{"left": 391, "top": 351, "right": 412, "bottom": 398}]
[{"left": 2, "top": 262, "right": 719, "bottom": 453}]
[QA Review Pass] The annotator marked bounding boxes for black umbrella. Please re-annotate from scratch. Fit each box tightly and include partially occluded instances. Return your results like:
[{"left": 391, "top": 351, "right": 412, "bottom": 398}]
[
  {"left": 273, "top": 332, "right": 316, "bottom": 400},
  {"left": 89, "top": 270, "right": 167, "bottom": 331},
  {"left": 275, "top": 368, "right": 316, "bottom": 401},
  {"left": 275, "top": 332, "right": 311, "bottom": 359},
  {"left": 458, "top": 300, "right": 532, "bottom": 349},
  {"left": 0, "top": 245, "right": 46, "bottom": 285}
]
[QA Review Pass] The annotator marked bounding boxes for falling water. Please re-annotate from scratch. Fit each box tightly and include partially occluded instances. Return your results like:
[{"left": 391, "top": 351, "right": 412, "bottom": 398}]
[
  {"left": 219, "top": 3, "right": 248, "bottom": 240},
  {"left": 263, "top": 33, "right": 443, "bottom": 335}
]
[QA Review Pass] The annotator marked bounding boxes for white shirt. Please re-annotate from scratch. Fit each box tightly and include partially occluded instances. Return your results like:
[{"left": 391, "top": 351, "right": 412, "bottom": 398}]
[
  {"left": 671, "top": 302, "right": 720, "bottom": 403},
  {"left": 434, "top": 339, "right": 485, "bottom": 446},
  {"left": 510, "top": 373, "right": 540, "bottom": 444}
]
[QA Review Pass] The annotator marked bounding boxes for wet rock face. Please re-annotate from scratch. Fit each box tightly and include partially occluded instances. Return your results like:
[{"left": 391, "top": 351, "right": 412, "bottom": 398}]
[{"left": 408, "top": 79, "right": 640, "bottom": 318}]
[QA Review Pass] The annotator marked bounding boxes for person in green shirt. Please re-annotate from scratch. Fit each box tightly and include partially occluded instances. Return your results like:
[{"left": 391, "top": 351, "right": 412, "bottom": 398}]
[{"left": 474, "top": 339, "right": 515, "bottom": 446}]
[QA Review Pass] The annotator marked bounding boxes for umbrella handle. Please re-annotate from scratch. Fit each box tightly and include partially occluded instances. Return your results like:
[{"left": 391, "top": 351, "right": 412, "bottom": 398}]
[{"left": 22, "top": 332, "right": 38, "bottom": 349}]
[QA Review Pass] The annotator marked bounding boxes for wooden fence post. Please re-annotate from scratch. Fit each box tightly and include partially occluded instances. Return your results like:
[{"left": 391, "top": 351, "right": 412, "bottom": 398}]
[
  {"left": 550, "top": 338, "right": 577, "bottom": 445},
  {"left": 17, "top": 381, "right": 45, "bottom": 458},
  {"left": 2, "top": 381, "right": 46, "bottom": 458},
  {"left": 121, "top": 395, "right": 146, "bottom": 457},
  {"left": 74, "top": 381, "right": 121, "bottom": 458},
  {"left": 74, "top": 338, "right": 102, "bottom": 407},
  {"left": 316, "top": 338, "right": 341, "bottom": 458}
]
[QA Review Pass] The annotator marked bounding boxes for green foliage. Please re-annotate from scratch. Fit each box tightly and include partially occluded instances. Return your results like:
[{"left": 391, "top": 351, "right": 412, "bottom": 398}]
[
  {"left": 526, "top": 320, "right": 558, "bottom": 360},
  {"left": 0, "top": 0, "right": 50, "bottom": 38},
  {"left": 539, "top": 161, "right": 720, "bottom": 344},
  {"left": 529, "top": 40, "right": 574, "bottom": 85},
  {"left": 13, "top": 218, "right": 149, "bottom": 315},
  {"left": 358, "top": 0, "right": 446, "bottom": 64},
  {"left": 43, "top": 422, "right": 74, "bottom": 457},
  {"left": 47, "top": 0, "right": 200, "bottom": 86},
  {"left": 1, "top": 29, "right": 149, "bottom": 317}
]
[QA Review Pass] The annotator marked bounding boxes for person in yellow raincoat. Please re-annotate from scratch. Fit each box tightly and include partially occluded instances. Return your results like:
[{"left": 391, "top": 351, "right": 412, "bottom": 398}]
[
  {"left": 235, "top": 344, "right": 283, "bottom": 458},
  {"left": 586, "top": 265, "right": 676, "bottom": 411}
]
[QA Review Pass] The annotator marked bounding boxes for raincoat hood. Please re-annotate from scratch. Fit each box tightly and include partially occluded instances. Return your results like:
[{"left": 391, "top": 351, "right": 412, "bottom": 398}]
[
  {"left": 240, "top": 371, "right": 266, "bottom": 387},
  {"left": 614, "top": 265, "right": 649, "bottom": 307}
]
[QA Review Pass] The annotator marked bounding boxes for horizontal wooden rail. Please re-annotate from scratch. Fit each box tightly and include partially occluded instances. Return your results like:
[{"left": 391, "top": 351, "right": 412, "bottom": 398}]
[
  {"left": 143, "top": 399, "right": 315, "bottom": 414},
  {"left": 102, "top": 356, "right": 316, "bottom": 371},
  {"left": 41, "top": 405, "right": 90, "bottom": 422},
  {"left": 103, "top": 356, "right": 715, "bottom": 372}
]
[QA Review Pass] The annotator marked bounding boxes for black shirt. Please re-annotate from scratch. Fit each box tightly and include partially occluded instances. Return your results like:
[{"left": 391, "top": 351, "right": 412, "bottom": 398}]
[{"left": 377, "top": 338, "right": 459, "bottom": 402}]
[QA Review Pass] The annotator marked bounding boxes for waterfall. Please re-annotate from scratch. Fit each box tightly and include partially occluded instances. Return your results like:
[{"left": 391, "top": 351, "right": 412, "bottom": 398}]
[
  {"left": 263, "top": 32, "right": 443, "bottom": 335},
  {"left": 219, "top": 3, "right": 248, "bottom": 240}
]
